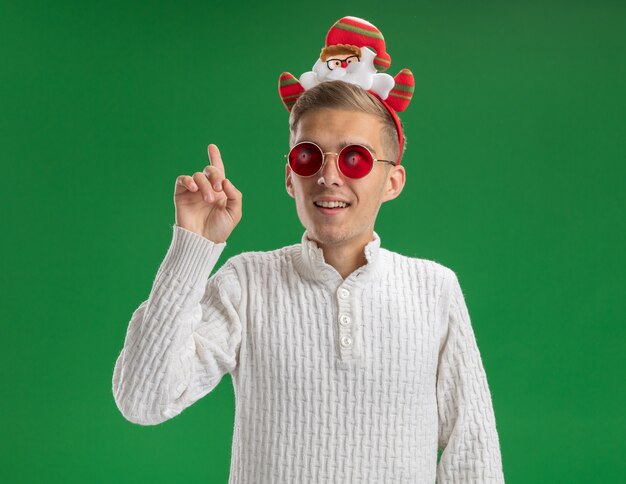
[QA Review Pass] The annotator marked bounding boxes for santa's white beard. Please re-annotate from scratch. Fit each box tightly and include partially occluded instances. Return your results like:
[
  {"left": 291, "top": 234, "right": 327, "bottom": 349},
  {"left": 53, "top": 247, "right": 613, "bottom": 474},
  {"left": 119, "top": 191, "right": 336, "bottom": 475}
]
[{"left": 325, "top": 68, "right": 347, "bottom": 80}]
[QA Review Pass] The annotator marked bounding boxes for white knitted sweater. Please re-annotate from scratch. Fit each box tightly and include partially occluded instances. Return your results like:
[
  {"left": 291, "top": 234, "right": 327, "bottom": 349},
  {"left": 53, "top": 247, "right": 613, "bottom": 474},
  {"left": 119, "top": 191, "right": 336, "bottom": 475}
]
[{"left": 112, "top": 224, "right": 504, "bottom": 483}]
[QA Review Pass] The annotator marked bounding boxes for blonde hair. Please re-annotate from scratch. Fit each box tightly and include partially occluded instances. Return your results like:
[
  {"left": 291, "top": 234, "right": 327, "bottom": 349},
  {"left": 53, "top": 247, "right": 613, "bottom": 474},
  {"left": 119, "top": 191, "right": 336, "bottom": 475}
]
[
  {"left": 320, "top": 44, "right": 361, "bottom": 61},
  {"left": 288, "top": 80, "right": 407, "bottom": 164}
]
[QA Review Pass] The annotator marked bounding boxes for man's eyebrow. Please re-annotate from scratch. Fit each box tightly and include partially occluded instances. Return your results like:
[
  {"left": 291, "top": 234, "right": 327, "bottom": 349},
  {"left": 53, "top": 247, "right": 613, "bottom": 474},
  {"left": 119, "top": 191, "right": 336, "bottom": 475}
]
[
  {"left": 296, "top": 138, "right": 378, "bottom": 156},
  {"left": 337, "top": 139, "right": 377, "bottom": 156}
]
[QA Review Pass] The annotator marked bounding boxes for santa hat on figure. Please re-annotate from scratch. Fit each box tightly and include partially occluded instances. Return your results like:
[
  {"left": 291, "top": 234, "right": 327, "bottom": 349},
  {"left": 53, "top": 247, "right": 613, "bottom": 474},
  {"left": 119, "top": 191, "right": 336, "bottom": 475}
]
[{"left": 278, "top": 16, "right": 415, "bottom": 165}]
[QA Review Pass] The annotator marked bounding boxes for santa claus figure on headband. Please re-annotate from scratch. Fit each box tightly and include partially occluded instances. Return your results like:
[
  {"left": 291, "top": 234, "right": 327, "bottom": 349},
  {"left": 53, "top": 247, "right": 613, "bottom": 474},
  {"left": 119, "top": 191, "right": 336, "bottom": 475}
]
[
  {"left": 279, "top": 16, "right": 415, "bottom": 113},
  {"left": 300, "top": 42, "right": 395, "bottom": 99}
]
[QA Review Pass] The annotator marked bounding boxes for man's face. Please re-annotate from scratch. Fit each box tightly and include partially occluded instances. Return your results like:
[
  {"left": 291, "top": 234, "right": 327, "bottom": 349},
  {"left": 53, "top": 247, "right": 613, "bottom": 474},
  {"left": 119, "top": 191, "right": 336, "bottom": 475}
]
[{"left": 285, "top": 108, "right": 405, "bottom": 251}]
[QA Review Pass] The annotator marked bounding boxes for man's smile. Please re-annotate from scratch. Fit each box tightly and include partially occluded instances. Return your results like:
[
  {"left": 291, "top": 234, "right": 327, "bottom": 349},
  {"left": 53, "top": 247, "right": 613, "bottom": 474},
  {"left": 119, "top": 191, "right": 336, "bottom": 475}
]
[{"left": 313, "top": 200, "right": 351, "bottom": 215}]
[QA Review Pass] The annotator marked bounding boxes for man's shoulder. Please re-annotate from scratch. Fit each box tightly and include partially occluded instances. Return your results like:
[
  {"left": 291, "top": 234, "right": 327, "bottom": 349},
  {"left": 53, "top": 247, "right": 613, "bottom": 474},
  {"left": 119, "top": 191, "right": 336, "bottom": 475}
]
[
  {"left": 224, "top": 241, "right": 299, "bottom": 268},
  {"left": 383, "top": 247, "right": 456, "bottom": 280}
]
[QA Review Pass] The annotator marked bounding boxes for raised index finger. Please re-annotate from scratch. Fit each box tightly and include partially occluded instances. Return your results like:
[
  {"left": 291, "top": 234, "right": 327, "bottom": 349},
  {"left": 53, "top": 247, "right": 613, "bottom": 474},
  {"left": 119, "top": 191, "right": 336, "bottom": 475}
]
[{"left": 207, "top": 144, "right": 226, "bottom": 176}]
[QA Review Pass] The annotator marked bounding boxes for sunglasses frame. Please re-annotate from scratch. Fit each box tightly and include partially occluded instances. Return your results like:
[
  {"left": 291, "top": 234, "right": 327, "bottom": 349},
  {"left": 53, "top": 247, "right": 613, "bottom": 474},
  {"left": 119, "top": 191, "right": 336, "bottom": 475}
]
[{"left": 284, "top": 141, "right": 396, "bottom": 179}]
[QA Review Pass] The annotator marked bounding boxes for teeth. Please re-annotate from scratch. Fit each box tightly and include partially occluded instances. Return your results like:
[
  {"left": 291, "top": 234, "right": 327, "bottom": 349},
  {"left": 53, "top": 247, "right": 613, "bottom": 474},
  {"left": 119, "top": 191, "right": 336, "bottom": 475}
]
[{"left": 315, "top": 201, "right": 348, "bottom": 208}]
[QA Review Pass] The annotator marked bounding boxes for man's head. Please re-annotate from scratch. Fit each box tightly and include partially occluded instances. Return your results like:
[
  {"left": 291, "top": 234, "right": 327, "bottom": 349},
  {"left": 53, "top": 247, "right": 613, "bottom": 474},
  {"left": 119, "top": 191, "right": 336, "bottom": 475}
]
[
  {"left": 285, "top": 80, "right": 406, "bottom": 251},
  {"left": 288, "top": 80, "right": 406, "bottom": 165}
]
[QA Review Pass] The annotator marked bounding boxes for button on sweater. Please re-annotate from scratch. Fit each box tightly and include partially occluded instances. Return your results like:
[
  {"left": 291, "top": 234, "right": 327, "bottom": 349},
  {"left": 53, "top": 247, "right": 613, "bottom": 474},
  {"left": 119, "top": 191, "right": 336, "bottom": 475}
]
[{"left": 112, "top": 224, "right": 505, "bottom": 483}]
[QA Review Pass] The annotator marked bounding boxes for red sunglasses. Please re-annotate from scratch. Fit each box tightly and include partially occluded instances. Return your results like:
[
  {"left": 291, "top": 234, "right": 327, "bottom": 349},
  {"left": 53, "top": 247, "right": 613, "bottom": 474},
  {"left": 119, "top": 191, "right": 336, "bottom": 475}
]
[{"left": 285, "top": 141, "right": 395, "bottom": 179}]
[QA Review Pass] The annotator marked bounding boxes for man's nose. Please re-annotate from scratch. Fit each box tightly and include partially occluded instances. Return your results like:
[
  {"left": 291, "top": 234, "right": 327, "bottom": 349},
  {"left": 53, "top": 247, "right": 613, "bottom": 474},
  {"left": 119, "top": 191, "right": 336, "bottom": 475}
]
[
  {"left": 340, "top": 60, "right": 348, "bottom": 68},
  {"left": 317, "top": 153, "right": 343, "bottom": 186}
]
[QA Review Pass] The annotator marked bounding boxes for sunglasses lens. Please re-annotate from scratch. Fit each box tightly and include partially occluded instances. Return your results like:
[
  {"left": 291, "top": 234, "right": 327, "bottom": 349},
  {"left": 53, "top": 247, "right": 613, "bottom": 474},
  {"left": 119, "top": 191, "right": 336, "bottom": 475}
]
[
  {"left": 288, "top": 143, "right": 323, "bottom": 176},
  {"left": 338, "top": 145, "right": 373, "bottom": 178}
]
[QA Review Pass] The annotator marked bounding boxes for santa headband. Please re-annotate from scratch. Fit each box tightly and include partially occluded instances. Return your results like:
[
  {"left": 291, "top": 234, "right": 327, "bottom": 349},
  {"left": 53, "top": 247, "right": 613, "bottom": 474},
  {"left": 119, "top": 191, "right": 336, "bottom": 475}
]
[{"left": 278, "top": 15, "right": 415, "bottom": 165}]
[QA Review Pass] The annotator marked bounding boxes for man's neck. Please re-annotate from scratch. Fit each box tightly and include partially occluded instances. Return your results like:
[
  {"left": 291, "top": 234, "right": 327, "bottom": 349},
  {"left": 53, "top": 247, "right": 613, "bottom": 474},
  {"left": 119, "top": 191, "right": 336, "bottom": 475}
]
[
  {"left": 308, "top": 233, "right": 374, "bottom": 280},
  {"left": 324, "top": 246, "right": 368, "bottom": 280}
]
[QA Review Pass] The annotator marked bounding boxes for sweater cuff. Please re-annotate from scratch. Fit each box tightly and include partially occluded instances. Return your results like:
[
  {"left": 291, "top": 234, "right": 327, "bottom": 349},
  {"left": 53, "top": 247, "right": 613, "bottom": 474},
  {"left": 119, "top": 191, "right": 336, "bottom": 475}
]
[{"left": 156, "top": 224, "right": 227, "bottom": 286}]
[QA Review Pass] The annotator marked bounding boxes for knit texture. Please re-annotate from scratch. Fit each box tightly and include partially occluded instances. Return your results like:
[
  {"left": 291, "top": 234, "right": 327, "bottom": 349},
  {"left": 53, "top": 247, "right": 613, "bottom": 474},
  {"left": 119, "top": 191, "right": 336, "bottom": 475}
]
[{"left": 112, "top": 224, "right": 505, "bottom": 483}]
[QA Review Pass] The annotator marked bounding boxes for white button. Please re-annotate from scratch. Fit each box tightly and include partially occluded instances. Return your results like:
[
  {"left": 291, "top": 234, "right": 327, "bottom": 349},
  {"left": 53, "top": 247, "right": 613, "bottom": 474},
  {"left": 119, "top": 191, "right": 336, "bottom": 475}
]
[
  {"left": 339, "top": 314, "right": 351, "bottom": 326},
  {"left": 340, "top": 335, "right": 353, "bottom": 347},
  {"left": 338, "top": 288, "right": 350, "bottom": 299}
]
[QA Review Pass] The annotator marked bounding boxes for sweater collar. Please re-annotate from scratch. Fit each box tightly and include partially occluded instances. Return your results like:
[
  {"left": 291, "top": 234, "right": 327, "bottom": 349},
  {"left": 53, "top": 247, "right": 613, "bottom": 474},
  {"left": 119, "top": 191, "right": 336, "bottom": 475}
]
[{"left": 293, "top": 229, "right": 384, "bottom": 284}]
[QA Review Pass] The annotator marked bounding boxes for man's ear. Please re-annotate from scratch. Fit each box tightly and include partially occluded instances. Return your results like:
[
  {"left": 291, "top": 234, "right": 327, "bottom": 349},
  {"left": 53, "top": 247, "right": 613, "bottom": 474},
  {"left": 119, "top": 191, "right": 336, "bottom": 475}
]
[
  {"left": 381, "top": 164, "right": 406, "bottom": 203},
  {"left": 285, "top": 162, "right": 295, "bottom": 199}
]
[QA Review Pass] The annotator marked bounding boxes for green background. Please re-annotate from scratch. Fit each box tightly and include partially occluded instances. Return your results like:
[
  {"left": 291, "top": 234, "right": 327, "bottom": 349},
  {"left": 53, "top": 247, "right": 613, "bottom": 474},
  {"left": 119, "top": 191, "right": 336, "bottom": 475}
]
[{"left": 1, "top": 0, "right": 624, "bottom": 482}]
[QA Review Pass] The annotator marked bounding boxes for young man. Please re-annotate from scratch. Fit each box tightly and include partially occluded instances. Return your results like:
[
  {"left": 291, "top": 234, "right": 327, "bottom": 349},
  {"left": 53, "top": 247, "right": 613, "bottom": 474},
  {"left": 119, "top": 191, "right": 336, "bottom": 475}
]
[{"left": 113, "top": 17, "right": 504, "bottom": 483}]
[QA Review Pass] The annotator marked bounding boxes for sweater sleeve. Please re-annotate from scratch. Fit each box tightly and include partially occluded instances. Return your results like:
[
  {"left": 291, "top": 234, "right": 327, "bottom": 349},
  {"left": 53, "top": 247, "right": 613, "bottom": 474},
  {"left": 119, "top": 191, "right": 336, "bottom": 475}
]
[
  {"left": 435, "top": 270, "right": 505, "bottom": 483},
  {"left": 112, "top": 224, "right": 243, "bottom": 426}
]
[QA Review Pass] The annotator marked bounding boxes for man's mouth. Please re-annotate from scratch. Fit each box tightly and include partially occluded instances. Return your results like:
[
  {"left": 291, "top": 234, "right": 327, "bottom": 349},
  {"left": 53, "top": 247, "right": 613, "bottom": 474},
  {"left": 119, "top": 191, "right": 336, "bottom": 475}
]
[
  {"left": 314, "top": 201, "right": 350, "bottom": 209},
  {"left": 313, "top": 200, "right": 351, "bottom": 214}
]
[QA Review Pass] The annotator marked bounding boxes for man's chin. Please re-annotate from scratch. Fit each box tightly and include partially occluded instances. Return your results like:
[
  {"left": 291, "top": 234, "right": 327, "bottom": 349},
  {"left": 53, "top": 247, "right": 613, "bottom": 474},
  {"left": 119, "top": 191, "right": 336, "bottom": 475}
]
[{"left": 307, "top": 226, "right": 348, "bottom": 245}]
